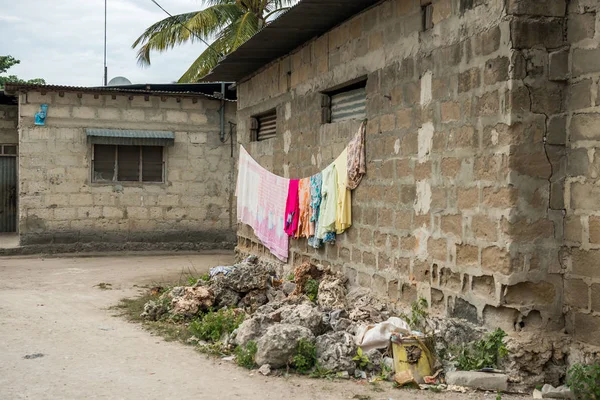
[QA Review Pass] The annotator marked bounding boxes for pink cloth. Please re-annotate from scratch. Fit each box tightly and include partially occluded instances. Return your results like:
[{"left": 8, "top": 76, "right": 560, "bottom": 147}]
[
  {"left": 236, "top": 146, "right": 289, "bottom": 261},
  {"left": 284, "top": 179, "right": 300, "bottom": 236}
]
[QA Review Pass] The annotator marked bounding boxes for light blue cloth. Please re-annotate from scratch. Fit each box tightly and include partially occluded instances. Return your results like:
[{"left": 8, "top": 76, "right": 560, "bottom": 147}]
[{"left": 307, "top": 172, "right": 335, "bottom": 248}]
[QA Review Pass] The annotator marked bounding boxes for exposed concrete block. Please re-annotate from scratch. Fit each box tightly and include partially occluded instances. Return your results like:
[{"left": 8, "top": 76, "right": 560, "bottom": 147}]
[
  {"left": 564, "top": 279, "right": 589, "bottom": 309},
  {"left": 506, "top": 0, "right": 566, "bottom": 17},
  {"left": 450, "top": 297, "right": 478, "bottom": 324},
  {"left": 568, "top": 12, "right": 596, "bottom": 43},
  {"left": 566, "top": 148, "right": 589, "bottom": 177},
  {"left": 591, "top": 284, "right": 600, "bottom": 312},
  {"left": 484, "top": 57, "right": 509, "bottom": 85},
  {"left": 505, "top": 281, "right": 556, "bottom": 307},
  {"left": 72, "top": 106, "right": 96, "bottom": 119},
  {"left": 572, "top": 181, "right": 600, "bottom": 208},
  {"left": 549, "top": 49, "right": 570, "bottom": 81},
  {"left": 566, "top": 79, "right": 592, "bottom": 110},
  {"left": 472, "top": 26, "right": 501, "bottom": 56},
  {"left": 573, "top": 48, "right": 600, "bottom": 77},
  {"left": 570, "top": 113, "right": 600, "bottom": 140},
  {"left": 574, "top": 312, "right": 600, "bottom": 346},
  {"left": 482, "top": 246, "right": 512, "bottom": 275},
  {"left": 570, "top": 248, "right": 600, "bottom": 278},
  {"left": 482, "top": 305, "right": 519, "bottom": 332},
  {"left": 446, "top": 371, "right": 508, "bottom": 391},
  {"left": 166, "top": 110, "right": 189, "bottom": 124},
  {"left": 510, "top": 18, "right": 565, "bottom": 49},
  {"left": 546, "top": 115, "right": 567, "bottom": 145}
]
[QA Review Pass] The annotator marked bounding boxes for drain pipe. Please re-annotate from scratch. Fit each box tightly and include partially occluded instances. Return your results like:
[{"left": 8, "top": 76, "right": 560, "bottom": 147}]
[{"left": 219, "top": 82, "right": 226, "bottom": 142}]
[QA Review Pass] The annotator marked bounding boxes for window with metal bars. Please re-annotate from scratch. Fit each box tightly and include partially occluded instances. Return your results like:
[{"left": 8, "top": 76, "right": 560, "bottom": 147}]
[
  {"left": 321, "top": 79, "right": 367, "bottom": 124},
  {"left": 92, "top": 144, "right": 164, "bottom": 183},
  {"left": 250, "top": 110, "right": 277, "bottom": 141}
]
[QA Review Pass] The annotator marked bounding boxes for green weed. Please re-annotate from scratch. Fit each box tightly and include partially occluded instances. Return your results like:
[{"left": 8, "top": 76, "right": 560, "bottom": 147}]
[
  {"left": 235, "top": 341, "right": 258, "bottom": 369},
  {"left": 456, "top": 328, "right": 508, "bottom": 371},
  {"left": 353, "top": 347, "right": 370, "bottom": 370},
  {"left": 189, "top": 308, "right": 245, "bottom": 342},
  {"left": 304, "top": 279, "right": 319, "bottom": 302},
  {"left": 567, "top": 362, "right": 600, "bottom": 400},
  {"left": 292, "top": 338, "right": 317, "bottom": 374},
  {"left": 309, "top": 364, "right": 335, "bottom": 379},
  {"left": 399, "top": 297, "right": 429, "bottom": 332}
]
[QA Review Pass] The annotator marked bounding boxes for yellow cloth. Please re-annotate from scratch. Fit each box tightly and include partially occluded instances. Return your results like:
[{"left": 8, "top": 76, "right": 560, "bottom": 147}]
[{"left": 334, "top": 149, "right": 352, "bottom": 234}]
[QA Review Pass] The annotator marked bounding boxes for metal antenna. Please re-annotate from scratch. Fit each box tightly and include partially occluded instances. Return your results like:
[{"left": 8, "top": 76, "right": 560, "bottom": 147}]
[{"left": 104, "top": 0, "right": 108, "bottom": 86}]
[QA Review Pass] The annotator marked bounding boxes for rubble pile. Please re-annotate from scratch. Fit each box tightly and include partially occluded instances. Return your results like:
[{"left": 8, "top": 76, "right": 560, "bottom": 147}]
[{"left": 137, "top": 259, "right": 574, "bottom": 395}]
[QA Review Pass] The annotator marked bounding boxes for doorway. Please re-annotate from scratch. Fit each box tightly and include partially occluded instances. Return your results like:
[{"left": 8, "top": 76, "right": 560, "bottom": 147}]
[{"left": 0, "top": 144, "right": 17, "bottom": 233}]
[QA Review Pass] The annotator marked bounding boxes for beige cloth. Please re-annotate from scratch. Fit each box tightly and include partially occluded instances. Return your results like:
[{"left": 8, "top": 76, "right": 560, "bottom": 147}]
[{"left": 346, "top": 120, "right": 367, "bottom": 190}]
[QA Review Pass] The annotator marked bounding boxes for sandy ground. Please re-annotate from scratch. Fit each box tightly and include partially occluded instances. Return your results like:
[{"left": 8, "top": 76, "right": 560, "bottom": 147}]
[{"left": 0, "top": 254, "right": 527, "bottom": 400}]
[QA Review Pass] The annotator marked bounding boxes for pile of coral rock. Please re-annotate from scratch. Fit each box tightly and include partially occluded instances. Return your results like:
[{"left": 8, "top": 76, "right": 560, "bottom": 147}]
[
  {"left": 142, "top": 257, "right": 400, "bottom": 376},
  {"left": 140, "top": 257, "right": 574, "bottom": 397}
]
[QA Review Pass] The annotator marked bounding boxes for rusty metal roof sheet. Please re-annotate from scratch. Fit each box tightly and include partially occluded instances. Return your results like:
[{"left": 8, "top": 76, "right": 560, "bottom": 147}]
[
  {"left": 202, "top": 0, "right": 381, "bottom": 83},
  {"left": 3, "top": 82, "right": 236, "bottom": 101}
]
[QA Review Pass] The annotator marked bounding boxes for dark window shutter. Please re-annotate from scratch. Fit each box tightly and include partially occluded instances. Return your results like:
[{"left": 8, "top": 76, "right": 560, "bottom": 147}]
[
  {"left": 257, "top": 112, "right": 277, "bottom": 141},
  {"left": 93, "top": 144, "right": 116, "bottom": 182},
  {"left": 142, "top": 146, "right": 163, "bottom": 182},
  {"left": 117, "top": 145, "right": 140, "bottom": 181},
  {"left": 321, "top": 94, "right": 332, "bottom": 124},
  {"left": 250, "top": 117, "right": 259, "bottom": 141}
]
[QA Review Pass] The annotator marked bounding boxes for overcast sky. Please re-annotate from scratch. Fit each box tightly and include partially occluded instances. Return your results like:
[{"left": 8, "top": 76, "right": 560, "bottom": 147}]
[{"left": 1, "top": 0, "right": 206, "bottom": 86}]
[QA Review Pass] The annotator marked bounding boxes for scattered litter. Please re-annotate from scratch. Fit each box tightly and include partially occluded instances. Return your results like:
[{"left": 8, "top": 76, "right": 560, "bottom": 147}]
[
  {"left": 221, "top": 355, "right": 235, "bottom": 362},
  {"left": 23, "top": 353, "right": 44, "bottom": 359},
  {"left": 210, "top": 265, "right": 235, "bottom": 278},
  {"left": 536, "top": 384, "right": 574, "bottom": 399},
  {"left": 394, "top": 370, "right": 417, "bottom": 387},
  {"left": 258, "top": 364, "right": 271, "bottom": 376},
  {"left": 446, "top": 385, "right": 468, "bottom": 393},
  {"left": 355, "top": 317, "right": 411, "bottom": 352},
  {"left": 423, "top": 369, "right": 442, "bottom": 384},
  {"left": 354, "top": 369, "right": 367, "bottom": 379}
]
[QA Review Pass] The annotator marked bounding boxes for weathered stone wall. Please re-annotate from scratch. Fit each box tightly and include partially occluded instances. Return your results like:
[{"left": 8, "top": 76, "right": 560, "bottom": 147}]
[
  {"left": 235, "top": 0, "right": 568, "bottom": 332},
  {"left": 0, "top": 104, "right": 18, "bottom": 144},
  {"left": 17, "top": 90, "right": 237, "bottom": 250},
  {"left": 557, "top": 0, "right": 600, "bottom": 348}
]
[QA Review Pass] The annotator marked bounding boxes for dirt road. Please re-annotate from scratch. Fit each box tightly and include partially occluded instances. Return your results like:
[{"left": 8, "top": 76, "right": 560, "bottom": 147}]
[{"left": 0, "top": 254, "right": 525, "bottom": 400}]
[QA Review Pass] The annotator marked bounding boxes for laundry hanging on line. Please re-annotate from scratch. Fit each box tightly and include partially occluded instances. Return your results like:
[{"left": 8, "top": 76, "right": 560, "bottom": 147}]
[{"left": 235, "top": 120, "right": 367, "bottom": 261}]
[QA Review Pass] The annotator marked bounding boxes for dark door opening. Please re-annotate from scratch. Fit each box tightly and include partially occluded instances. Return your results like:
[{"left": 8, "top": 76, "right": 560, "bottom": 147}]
[{"left": 0, "top": 147, "right": 17, "bottom": 233}]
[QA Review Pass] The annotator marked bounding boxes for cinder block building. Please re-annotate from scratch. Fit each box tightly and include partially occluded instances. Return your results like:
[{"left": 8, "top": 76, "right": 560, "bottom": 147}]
[
  {"left": 203, "top": 0, "right": 600, "bottom": 360},
  {"left": 1, "top": 83, "right": 237, "bottom": 253}
]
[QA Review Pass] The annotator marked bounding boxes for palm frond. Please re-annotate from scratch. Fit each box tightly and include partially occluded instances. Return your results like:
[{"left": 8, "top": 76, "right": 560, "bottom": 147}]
[{"left": 132, "top": 4, "right": 242, "bottom": 66}]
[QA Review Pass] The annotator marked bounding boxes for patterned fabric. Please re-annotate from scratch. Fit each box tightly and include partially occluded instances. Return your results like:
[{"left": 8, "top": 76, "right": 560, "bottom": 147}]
[
  {"left": 296, "top": 178, "right": 312, "bottom": 238},
  {"left": 318, "top": 163, "right": 338, "bottom": 241},
  {"left": 347, "top": 120, "right": 367, "bottom": 190},
  {"left": 334, "top": 148, "right": 352, "bottom": 234},
  {"left": 236, "top": 146, "right": 289, "bottom": 261},
  {"left": 307, "top": 173, "right": 325, "bottom": 248},
  {"left": 284, "top": 179, "right": 300, "bottom": 236}
]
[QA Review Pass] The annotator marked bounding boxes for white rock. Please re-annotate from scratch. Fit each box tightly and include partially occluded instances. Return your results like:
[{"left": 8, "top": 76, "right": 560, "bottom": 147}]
[{"left": 258, "top": 364, "right": 271, "bottom": 376}]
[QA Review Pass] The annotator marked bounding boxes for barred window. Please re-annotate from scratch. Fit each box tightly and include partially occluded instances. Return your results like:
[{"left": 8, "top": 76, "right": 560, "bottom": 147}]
[
  {"left": 322, "top": 79, "right": 367, "bottom": 124},
  {"left": 250, "top": 110, "right": 277, "bottom": 142},
  {"left": 92, "top": 144, "right": 164, "bottom": 183}
]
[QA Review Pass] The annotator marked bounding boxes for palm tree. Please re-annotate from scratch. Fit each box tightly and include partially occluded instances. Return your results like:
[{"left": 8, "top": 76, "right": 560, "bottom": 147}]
[{"left": 133, "top": 0, "right": 297, "bottom": 83}]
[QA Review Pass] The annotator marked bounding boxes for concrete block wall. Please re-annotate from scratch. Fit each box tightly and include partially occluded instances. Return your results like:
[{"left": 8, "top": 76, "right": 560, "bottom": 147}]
[
  {"left": 235, "top": 0, "right": 568, "bottom": 332},
  {"left": 17, "top": 90, "right": 237, "bottom": 250},
  {"left": 0, "top": 104, "right": 18, "bottom": 144},
  {"left": 557, "top": 1, "right": 600, "bottom": 348}
]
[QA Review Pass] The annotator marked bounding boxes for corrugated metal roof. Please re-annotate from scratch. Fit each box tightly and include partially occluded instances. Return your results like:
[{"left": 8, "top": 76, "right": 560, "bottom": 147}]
[
  {"left": 4, "top": 83, "right": 236, "bottom": 102},
  {"left": 202, "top": 0, "right": 381, "bottom": 82},
  {"left": 86, "top": 129, "right": 175, "bottom": 139},
  {"left": 86, "top": 129, "right": 175, "bottom": 147}
]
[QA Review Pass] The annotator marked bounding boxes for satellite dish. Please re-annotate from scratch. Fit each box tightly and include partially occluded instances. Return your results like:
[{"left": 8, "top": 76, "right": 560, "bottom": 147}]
[{"left": 107, "top": 76, "right": 132, "bottom": 86}]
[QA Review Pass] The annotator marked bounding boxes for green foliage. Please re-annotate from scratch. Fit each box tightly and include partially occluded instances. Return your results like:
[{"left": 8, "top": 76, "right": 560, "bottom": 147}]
[
  {"left": 189, "top": 308, "right": 244, "bottom": 342},
  {"left": 132, "top": 1, "right": 298, "bottom": 82},
  {"left": 456, "top": 328, "right": 508, "bottom": 371},
  {"left": 352, "top": 347, "right": 370, "bottom": 370},
  {"left": 304, "top": 279, "right": 319, "bottom": 302},
  {"left": 286, "top": 273, "right": 295, "bottom": 282},
  {"left": 400, "top": 297, "right": 429, "bottom": 332},
  {"left": 0, "top": 55, "right": 46, "bottom": 89},
  {"left": 187, "top": 277, "right": 199, "bottom": 286},
  {"left": 200, "top": 273, "right": 210, "bottom": 282},
  {"left": 309, "top": 364, "right": 335, "bottom": 379},
  {"left": 292, "top": 338, "right": 317, "bottom": 374},
  {"left": 567, "top": 363, "right": 600, "bottom": 400},
  {"left": 495, "top": 392, "right": 502, "bottom": 400},
  {"left": 234, "top": 340, "right": 257, "bottom": 369}
]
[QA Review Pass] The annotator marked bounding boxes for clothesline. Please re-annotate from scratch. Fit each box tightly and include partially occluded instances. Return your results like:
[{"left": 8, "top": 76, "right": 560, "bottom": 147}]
[{"left": 236, "top": 120, "right": 367, "bottom": 262}]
